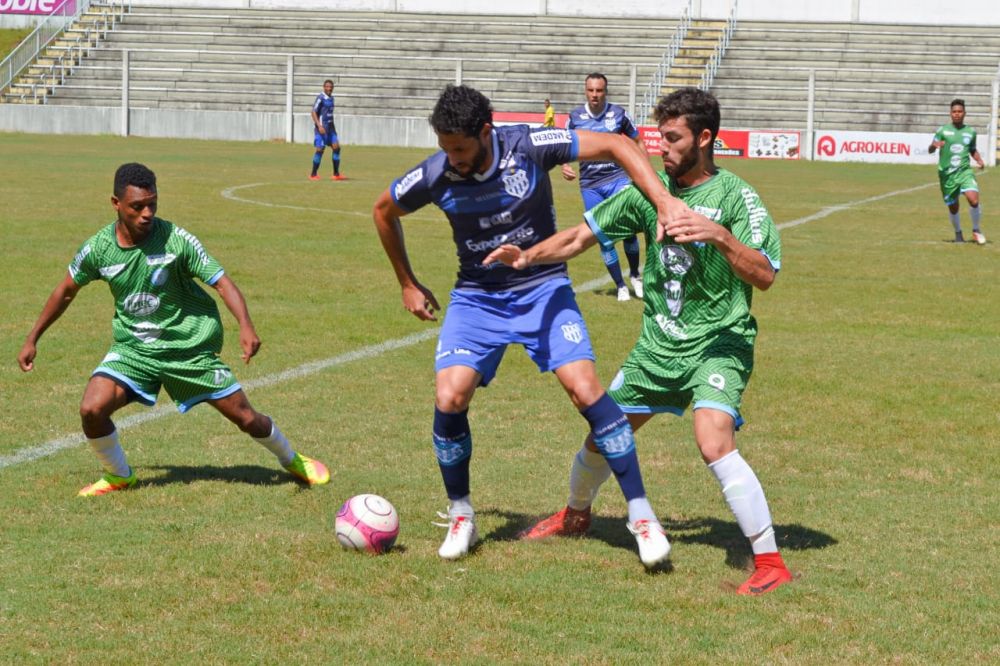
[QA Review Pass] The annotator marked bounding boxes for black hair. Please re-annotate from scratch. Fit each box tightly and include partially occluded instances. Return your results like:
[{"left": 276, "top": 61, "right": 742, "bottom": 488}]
[
  {"left": 113, "top": 162, "right": 157, "bottom": 198},
  {"left": 585, "top": 72, "right": 608, "bottom": 87},
  {"left": 950, "top": 98, "right": 965, "bottom": 109},
  {"left": 653, "top": 87, "right": 721, "bottom": 150},
  {"left": 324, "top": 79, "right": 334, "bottom": 86},
  {"left": 430, "top": 85, "right": 494, "bottom": 136}
]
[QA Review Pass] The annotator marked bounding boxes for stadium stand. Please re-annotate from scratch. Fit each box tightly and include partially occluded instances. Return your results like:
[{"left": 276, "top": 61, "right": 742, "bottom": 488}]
[
  {"left": 711, "top": 21, "right": 1000, "bottom": 134},
  {"left": 3, "top": 5, "right": 680, "bottom": 117}
]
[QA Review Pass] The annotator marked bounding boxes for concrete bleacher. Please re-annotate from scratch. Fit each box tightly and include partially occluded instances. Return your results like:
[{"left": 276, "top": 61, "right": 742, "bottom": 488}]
[
  {"left": 14, "top": 5, "right": 679, "bottom": 117},
  {"left": 710, "top": 22, "right": 1000, "bottom": 134}
]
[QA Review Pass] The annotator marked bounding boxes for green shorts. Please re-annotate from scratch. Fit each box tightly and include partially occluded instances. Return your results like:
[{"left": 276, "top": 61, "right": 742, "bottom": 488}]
[
  {"left": 608, "top": 332, "right": 754, "bottom": 425},
  {"left": 93, "top": 345, "right": 241, "bottom": 413},
  {"left": 939, "top": 169, "right": 979, "bottom": 205}
]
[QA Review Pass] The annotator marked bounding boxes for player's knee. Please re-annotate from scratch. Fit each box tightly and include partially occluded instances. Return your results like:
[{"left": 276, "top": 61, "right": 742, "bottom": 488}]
[
  {"left": 435, "top": 386, "right": 472, "bottom": 413},
  {"left": 79, "top": 397, "right": 113, "bottom": 426},
  {"left": 697, "top": 439, "right": 735, "bottom": 464}
]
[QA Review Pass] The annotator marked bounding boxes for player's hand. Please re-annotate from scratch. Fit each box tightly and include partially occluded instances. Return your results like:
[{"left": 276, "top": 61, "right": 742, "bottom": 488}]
[
  {"left": 17, "top": 341, "right": 37, "bottom": 372},
  {"left": 482, "top": 244, "right": 528, "bottom": 269},
  {"left": 239, "top": 327, "right": 261, "bottom": 364},
  {"left": 931, "top": 140, "right": 945, "bottom": 149},
  {"left": 655, "top": 196, "right": 692, "bottom": 243},
  {"left": 561, "top": 164, "right": 577, "bottom": 181},
  {"left": 402, "top": 283, "right": 440, "bottom": 321},
  {"left": 662, "top": 208, "right": 722, "bottom": 245}
]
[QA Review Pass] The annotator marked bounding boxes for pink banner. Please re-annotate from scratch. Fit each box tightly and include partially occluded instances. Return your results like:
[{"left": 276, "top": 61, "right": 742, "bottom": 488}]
[{"left": 0, "top": 0, "right": 74, "bottom": 15}]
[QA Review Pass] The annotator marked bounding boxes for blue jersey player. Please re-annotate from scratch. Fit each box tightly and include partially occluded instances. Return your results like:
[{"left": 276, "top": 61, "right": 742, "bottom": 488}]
[
  {"left": 310, "top": 79, "right": 343, "bottom": 181},
  {"left": 564, "top": 73, "right": 644, "bottom": 301},
  {"left": 373, "top": 85, "right": 687, "bottom": 566}
]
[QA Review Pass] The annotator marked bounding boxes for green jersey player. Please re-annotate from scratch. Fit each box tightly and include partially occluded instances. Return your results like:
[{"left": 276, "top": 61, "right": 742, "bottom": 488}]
[
  {"left": 929, "top": 98, "right": 986, "bottom": 244},
  {"left": 17, "top": 163, "right": 329, "bottom": 496},
  {"left": 485, "top": 88, "right": 792, "bottom": 595}
]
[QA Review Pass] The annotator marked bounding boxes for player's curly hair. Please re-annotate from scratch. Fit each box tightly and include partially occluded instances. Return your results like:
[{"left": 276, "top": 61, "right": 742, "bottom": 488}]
[
  {"left": 653, "top": 88, "right": 721, "bottom": 155},
  {"left": 114, "top": 162, "right": 157, "bottom": 197},
  {"left": 430, "top": 85, "right": 493, "bottom": 137}
]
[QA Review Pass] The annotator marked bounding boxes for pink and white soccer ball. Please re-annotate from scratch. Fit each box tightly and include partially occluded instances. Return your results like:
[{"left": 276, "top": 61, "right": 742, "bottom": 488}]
[{"left": 335, "top": 494, "right": 399, "bottom": 553}]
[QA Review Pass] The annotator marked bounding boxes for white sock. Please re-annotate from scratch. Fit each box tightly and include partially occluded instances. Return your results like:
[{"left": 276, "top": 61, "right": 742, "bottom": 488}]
[
  {"left": 87, "top": 429, "right": 130, "bottom": 477},
  {"left": 567, "top": 445, "right": 612, "bottom": 510},
  {"left": 448, "top": 495, "right": 474, "bottom": 519},
  {"left": 627, "top": 497, "right": 658, "bottom": 525},
  {"left": 252, "top": 418, "right": 294, "bottom": 466},
  {"left": 949, "top": 211, "right": 962, "bottom": 234},
  {"left": 708, "top": 449, "right": 777, "bottom": 555},
  {"left": 970, "top": 205, "right": 981, "bottom": 231}
]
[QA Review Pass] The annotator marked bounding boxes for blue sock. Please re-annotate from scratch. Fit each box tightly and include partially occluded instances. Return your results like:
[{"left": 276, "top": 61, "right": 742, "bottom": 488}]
[
  {"left": 601, "top": 245, "right": 626, "bottom": 289},
  {"left": 311, "top": 152, "right": 322, "bottom": 176},
  {"left": 623, "top": 236, "right": 641, "bottom": 276},
  {"left": 581, "top": 393, "right": 646, "bottom": 501},
  {"left": 433, "top": 408, "right": 472, "bottom": 500},
  {"left": 333, "top": 148, "right": 341, "bottom": 175}
]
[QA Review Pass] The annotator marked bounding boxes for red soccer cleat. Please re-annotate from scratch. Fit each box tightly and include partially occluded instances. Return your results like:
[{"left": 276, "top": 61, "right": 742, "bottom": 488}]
[
  {"left": 520, "top": 506, "right": 591, "bottom": 539},
  {"left": 737, "top": 552, "right": 793, "bottom": 596},
  {"left": 332, "top": 174, "right": 346, "bottom": 181},
  {"left": 309, "top": 175, "right": 321, "bottom": 181}
]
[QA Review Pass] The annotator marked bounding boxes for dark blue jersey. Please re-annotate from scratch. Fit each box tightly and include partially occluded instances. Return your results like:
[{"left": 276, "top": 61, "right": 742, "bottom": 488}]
[
  {"left": 566, "top": 102, "right": 638, "bottom": 189},
  {"left": 312, "top": 92, "right": 335, "bottom": 128},
  {"left": 390, "top": 125, "right": 579, "bottom": 292}
]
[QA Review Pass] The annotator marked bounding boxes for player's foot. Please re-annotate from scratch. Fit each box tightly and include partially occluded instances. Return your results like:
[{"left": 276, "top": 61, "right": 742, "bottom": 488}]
[
  {"left": 972, "top": 230, "right": 986, "bottom": 245},
  {"left": 736, "top": 552, "right": 793, "bottom": 596},
  {"left": 954, "top": 232, "right": 965, "bottom": 243},
  {"left": 283, "top": 453, "right": 330, "bottom": 485},
  {"left": 627, "top": 519, "right": 671, "bottom": 568},
  {"left": 309, "top": 174, "right": 321, "bottom": 181},
  {"left": 332, "top": 174, "right": 345, "bottom": 181},
  {"left": 520, "top": 506, "right": 591, "bottom": 539},
  {"left": 630, "top": 275, "right": 644, "bottom": 299},
  {"left": 78, "top": 469, "right": 137, "bottom": 497},
  {"left": 438, "top": 514, "right": 478, "bottom": 560},
  {"left": 616, "top": 285, "right": 631, "bottom": 301}
]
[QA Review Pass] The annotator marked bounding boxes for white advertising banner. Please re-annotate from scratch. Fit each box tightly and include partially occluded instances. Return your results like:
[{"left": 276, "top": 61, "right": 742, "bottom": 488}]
[{"left": 813, "top": 130, "right": 937, "bottom": 164}]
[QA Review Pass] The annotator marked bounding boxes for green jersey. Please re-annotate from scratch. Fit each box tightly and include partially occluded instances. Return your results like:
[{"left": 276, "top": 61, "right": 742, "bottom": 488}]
[
  {"left": 69, "top": 218, "right": 226, "bottom": 356},
  {"left": 933, "top": 123, "right": 977, "bottom": 174},
  {"left": 585, "top": 168, "right": 781, "bottom": 358}
]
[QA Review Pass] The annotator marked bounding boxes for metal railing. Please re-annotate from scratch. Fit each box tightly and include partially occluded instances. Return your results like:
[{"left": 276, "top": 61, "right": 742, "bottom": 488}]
[
  {"left": 699, "top": 0, "right": 738, "bottom": 91},
  {"left": 640, "top": 0, "right": 692, "bottom": 121},
  {"left": 1, "top": 0, "right": 130, "bottom": 102}
]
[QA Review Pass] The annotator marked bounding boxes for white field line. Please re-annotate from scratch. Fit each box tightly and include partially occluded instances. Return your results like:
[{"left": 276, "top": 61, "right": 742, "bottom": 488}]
[{"left": 0, "top": 179, "right": 938, "bottom": 470}]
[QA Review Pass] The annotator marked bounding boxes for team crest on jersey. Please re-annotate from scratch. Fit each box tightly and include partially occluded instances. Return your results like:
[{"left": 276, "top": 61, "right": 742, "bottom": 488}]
[
  {"left": 123, "top": 292, "right": 161, "bottom": 317},
  {"left": 150, "top": 267, "right": 169, "bottom": 286},
  {"left": 502, "top": 169, "right": 530, "bottom": 199},
  {"left": 963, "top": 135, "right": 972, "bottom": 145},
  {"left": 561, "top": 321, "right": 584, "bottom": 344},
  {"left": 604, "top": 115, "right": 616, "bottom": 131},
  {"left": 660, "top": 245, "right": 694, "bottom": 276}
]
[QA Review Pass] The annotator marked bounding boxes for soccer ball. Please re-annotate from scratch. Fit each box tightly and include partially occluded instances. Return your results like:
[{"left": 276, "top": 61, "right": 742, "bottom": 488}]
[{"left": 335, "top": 494, "right": 399, "bottom": 553}]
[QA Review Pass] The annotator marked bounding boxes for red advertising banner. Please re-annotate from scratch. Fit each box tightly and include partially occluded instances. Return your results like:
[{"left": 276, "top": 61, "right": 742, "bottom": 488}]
[
  {"left": 493, "top": 111, "right": 570, "bottom": 128},
  {"left": 0, "top": 0, "right": 74, "bottom": 14}
]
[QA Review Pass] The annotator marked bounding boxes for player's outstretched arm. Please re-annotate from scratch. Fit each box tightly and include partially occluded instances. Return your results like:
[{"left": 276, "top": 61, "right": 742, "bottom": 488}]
[
  {"left": 212, "top": 275, "right": 261, "bottom": 364},
  {"left": 483, "top": 222, "right": 598, "bottom": 269},
  {"left": 372, "top": 189, "right": 440, "bottom": 321},
  {"left": 18, "top": 274, "right": 81, "bottom": 372},
  {"left": 575, "top": 130, "right": 687, "bottom": 231}
]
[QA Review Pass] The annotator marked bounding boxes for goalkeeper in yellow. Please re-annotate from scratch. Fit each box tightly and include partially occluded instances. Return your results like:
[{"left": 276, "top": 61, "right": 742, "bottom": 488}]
[{"left": 929, "top": 98, "right": 986, "bottom": 244}]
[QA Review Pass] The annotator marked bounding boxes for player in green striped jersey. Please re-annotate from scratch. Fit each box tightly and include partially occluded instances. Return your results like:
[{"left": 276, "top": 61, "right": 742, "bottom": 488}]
[
  {"left": 485, "top": 88, "right": 792, "bottom": 595},
  {"left": 18, "top": 163, "right": 330, "bottom": 496},
  {"left": 929, "top": 99, "right": 986, "bottom": 244}
]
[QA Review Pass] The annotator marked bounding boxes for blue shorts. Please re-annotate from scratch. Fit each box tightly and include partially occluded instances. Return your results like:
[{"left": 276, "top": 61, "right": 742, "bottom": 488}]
[
  {"left": 581, "top": 177, "right": 631, "bottom": 211},
  {"left": 313, "top": 125, "right": 339, "bottom": 149},
  {"left": 435, "top": 277, "right": 596, "bottom": 386}
]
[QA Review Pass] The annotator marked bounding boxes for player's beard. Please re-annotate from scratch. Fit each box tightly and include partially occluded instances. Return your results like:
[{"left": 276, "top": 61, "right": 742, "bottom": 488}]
[
  {"left": 663, "top": 146, "right": 700, "bottom": 182},
  {"left": 455, "top": 140, "right": 490, "bottom": 178}
]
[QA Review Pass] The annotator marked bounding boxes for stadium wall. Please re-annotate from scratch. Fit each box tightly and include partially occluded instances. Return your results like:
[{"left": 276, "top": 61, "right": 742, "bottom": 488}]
[{"left": 5, "top": 1, "right": 1000, "bottom": 25}]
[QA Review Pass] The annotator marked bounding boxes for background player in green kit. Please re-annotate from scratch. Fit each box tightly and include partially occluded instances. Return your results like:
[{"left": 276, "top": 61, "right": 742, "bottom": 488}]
[
  {"left": 17, "top": 163, "right": 330, "bottom": 496},
  {"left": 484, "top": 88, "right": 792, "bottom": 595},
  {"left": 929, "top": 98, "right": 986, "bottom": 244}
]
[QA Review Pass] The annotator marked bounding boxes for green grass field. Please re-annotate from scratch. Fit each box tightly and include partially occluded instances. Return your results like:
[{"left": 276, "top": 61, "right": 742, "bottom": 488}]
[{"left": 1, "top": 132, "right": 997, "bottom": 663}]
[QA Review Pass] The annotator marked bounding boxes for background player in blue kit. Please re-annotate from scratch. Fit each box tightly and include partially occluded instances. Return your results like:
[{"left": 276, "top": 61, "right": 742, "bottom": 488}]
[
  {"left": 564, "top": 73, "right": 645, "bottom": 301},
  {"left": 372, "top": 85, "right": 687, "bottom": 565},
  {"left": 310, "top": 79, "right": 343, "bottom": 181}
]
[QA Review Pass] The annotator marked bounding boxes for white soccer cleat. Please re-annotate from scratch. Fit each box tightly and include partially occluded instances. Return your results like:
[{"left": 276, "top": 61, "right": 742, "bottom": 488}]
[
  {"left": 630, "top": 276, "right": 644, "bottom": 299},
  {"left": 617, "top": 285, "right": 631, "bottom": 302},
  {"left": 972, "top": 230, "right": 986, "bottom": 245},
  {"left": 438, "top": 514, "right": 478, "bottom": 560},
  {"left": 627, "top": 520, "right": 671, "bottom": 568}
]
